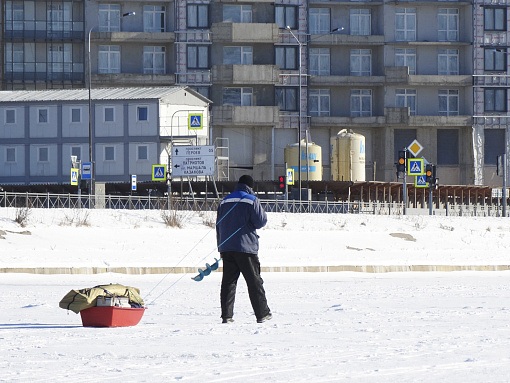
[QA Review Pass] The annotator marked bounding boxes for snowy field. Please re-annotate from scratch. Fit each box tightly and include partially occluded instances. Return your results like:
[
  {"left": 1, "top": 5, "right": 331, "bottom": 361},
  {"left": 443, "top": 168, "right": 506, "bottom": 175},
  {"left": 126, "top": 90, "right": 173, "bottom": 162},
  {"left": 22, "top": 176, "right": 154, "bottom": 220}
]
[{"left": 1, "top": 208, "right": 510, "bottom": 382}]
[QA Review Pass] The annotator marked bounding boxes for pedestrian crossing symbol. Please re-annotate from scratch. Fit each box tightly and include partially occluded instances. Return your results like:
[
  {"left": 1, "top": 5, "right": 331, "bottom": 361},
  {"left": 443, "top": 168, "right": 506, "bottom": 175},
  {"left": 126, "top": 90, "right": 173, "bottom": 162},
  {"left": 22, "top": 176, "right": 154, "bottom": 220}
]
[
  {"left": 407, "top": 158, "right": 425, "bottom": 176},
  {"left": 188, "top": 113, "right": 203, "bottom": 130},
  {"left": 415, "top": 175, "right": 428, "bottom": 188},
  {"left": 70, "top": 168, "right": 79, "bottom": 186},
  {"left": 286, "top": 168, "right": 294, "bottom": 185},
  {"left": 152, "top": 164, "right": 166, "bottom": 181}
]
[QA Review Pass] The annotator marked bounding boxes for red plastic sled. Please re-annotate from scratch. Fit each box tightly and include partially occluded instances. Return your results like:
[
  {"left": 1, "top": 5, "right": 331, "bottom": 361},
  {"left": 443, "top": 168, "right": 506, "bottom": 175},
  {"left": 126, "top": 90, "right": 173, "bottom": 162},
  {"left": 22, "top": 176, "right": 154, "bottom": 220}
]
[{"left": 80, "top": 306, "right": 145, "bottom": 327}]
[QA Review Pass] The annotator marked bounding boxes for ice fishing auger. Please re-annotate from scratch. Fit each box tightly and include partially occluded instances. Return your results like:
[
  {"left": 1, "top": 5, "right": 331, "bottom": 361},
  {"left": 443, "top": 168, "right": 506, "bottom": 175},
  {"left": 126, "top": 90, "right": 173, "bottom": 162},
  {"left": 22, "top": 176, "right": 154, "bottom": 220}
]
[{"left": 191, "top": 258, "right": 221, "bottom": 281}]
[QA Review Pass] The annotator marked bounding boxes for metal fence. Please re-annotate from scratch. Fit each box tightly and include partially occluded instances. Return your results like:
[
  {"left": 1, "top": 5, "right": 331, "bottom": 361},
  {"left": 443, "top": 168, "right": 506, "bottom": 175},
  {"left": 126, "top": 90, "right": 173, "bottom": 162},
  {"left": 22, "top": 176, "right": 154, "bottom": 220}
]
[{"left": 0, "top": 191, "right": 506, "bottom": 217}]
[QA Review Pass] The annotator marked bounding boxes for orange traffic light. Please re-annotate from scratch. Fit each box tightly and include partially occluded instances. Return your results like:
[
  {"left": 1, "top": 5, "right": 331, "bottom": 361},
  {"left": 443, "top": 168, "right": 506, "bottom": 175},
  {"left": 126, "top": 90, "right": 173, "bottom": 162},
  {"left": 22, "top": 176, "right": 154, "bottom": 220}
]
[{"left": 397, "top": 151, "right": 407, "bottom": 173}]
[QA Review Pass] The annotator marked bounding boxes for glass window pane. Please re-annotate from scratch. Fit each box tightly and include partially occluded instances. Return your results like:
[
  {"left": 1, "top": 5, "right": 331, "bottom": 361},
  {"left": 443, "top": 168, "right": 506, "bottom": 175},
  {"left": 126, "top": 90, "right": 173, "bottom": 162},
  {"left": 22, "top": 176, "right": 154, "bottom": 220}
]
[
  {"left": 484, "top": 129, "right": 505, "bottom": 164},
  {"left": 138, "top": 146, "right": 148, "bottom": 160},
  {"left": 437, "top": 129, "right": 458, "bottom": 165}
]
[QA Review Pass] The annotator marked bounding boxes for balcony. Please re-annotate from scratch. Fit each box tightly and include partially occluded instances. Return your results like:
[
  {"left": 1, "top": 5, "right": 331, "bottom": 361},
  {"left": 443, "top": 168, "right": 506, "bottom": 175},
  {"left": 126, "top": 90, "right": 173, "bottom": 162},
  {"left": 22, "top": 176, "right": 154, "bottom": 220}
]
[
  {"left": 93, "top": 31, "right": 175, "bottom": 43},
  {"left": 211, "top": 22, "right": 280, "bottom": 43},
  {"left": 218, "top": 0, "right": 275, "bottom": 2},
  {"left": 212, "top": 106, "right": 279, "bottom": 126},
  {"left": 310, "top": 111, "right": 472, "bottom": 128},
  {"left": 212, "top": 65, "right": 280, "bottom": 84},
  {"left": 385, "top": 67, "right": 472, "bottom": 86},
  {"left": 92, "top": 73, "right": 176, "bottom": 87},
  {"left": 308, "top": 34, "right": 384, "bottom": 46},
  {"left": 310, "top": 116, "right": 386, "bottom": 129},
  {"left": 309, "top": 75, "right": 385, "bottom": 87},
  {"left": 409, "top": 115, "right": 472, "bottom": 127},
  {"left": 409, "top": 75, "right": 472, "bottom": 86},
  {"left": 310, "top": 0, "right": 383, "bottom": 4}
]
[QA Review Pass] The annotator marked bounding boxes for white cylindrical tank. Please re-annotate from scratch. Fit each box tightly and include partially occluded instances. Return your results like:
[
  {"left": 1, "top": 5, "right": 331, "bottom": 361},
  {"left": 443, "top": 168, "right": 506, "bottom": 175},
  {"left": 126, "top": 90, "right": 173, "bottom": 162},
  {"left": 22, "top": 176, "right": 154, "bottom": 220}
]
[
  {"left": 330, "top": 129, "right": 366, "bottom": 181},
  {"left": 284, "top": 140, "right": 323, "bottom": 181}
]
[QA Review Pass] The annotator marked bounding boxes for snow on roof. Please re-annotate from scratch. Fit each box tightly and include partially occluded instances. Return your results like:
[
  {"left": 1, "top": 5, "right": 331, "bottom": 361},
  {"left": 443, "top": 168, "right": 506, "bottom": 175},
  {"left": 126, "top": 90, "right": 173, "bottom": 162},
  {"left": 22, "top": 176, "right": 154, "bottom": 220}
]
[{"left": 0, "top": 87, "right": 207, "bottom": 103}]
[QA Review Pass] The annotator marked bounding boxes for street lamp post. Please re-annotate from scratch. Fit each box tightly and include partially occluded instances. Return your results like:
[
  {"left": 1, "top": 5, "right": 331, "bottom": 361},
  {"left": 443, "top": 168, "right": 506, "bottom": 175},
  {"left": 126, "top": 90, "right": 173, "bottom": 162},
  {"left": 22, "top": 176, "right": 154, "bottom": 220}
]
[
  {"left": 286, "top": 26, "right": 303, "bottom": 203},
  {"left": 87, "top": 12, "right": 135, "bottom": 197},
  {"left": 285, "top": 26, "right": 344, "bottom": 203}
]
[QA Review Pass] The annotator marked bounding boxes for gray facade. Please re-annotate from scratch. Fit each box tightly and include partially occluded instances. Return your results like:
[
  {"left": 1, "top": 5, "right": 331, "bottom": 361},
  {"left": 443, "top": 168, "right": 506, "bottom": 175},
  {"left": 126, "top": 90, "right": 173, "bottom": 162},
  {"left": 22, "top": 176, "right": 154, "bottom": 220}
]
[{"left": 1, "top": 0, "right": 509, "bottom": 186}]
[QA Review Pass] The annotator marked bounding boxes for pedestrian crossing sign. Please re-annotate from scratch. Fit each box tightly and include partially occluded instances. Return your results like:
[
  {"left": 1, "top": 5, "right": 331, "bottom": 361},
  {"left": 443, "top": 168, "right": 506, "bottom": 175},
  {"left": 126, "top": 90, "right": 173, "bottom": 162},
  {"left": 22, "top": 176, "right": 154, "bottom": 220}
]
[
  {"left": 188, "top": 113, "right": 203, "bottom": 130},
  {"left": 286, "top": 168, "right": 294, "bottom": 185},
  {"left": 407, "top": 158, "right": 425, "bottom": 176},
  {"left": 70, "top": 168, "right": 79, "bottom": 186},
  {"left": 415, "top": 175, "right": 429, "bottom": 188},
  {"left": 152, "top": 164, "right": 166, "bottom": 181}
]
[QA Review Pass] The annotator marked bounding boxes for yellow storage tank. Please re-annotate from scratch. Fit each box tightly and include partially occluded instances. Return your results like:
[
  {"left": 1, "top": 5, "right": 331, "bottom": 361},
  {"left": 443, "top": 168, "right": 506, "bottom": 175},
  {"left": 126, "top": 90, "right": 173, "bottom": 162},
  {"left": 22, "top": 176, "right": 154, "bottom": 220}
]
[
  {"left": 284, "top": 140, "right": 323, "bottom": 181},
  {"left": 330, "top": 129, "right": 366, "bottom": 181}
]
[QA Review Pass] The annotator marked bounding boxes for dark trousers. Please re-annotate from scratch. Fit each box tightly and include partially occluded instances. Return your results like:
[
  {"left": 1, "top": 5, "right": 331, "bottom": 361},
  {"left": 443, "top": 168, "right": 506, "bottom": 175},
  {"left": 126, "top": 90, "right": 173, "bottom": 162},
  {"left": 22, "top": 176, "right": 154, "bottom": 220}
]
[{"left": 220, "top": 252, "right": 270, "bottom": 320}]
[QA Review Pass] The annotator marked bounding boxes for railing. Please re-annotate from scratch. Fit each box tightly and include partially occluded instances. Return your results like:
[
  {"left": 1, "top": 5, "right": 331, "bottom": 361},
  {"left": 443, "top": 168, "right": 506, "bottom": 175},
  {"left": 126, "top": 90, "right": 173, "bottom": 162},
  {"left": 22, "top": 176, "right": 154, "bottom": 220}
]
[{"left": 0, "top": 192, "right": 506, "bottom": 217}]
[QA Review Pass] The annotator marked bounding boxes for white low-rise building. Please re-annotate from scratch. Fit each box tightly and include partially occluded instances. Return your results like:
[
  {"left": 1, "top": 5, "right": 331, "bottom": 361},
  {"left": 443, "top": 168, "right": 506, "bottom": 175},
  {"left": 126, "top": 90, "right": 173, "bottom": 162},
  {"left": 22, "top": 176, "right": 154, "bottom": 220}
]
[{"left": 0, "top": 87, "right": 211, "bottom": 186}]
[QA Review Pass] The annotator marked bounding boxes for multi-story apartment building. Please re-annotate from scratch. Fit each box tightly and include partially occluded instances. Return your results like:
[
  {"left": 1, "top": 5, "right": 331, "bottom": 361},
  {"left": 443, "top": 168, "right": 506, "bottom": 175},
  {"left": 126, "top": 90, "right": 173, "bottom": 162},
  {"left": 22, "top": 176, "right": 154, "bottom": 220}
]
[{"left": 1, "top": 0, "right": 509, "bottom": 187}]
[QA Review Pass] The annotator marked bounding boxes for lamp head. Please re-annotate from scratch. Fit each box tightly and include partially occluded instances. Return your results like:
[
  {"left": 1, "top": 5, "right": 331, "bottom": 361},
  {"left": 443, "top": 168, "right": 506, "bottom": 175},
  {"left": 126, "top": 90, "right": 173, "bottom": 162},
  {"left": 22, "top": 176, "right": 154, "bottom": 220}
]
[{"left": 286, "top": 25, "right": 291, "bottom": 30}]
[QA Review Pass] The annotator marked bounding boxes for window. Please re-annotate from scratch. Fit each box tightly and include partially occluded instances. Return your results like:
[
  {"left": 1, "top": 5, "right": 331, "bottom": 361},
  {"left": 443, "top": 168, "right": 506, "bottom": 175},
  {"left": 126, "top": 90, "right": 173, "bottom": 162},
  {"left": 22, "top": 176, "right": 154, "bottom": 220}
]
[
  {"left": 222, "top": 88, "right": 253, "bottom": 106},
  {"left": 143, "top": 46, "right": 165, "bottom": 74},
  {"left": 438, "top": 49, "right": 459, "bottom": 75},
  {"left": 104, "top": 146, "right": 115, "bottom": 161},
  {"left": 485, "top": 48, "right": 506, "bottom": 72},
  {"left": 38, "top": 147, "right": 49, "bottom": 162},
  {"left": 396, "top": 89, "right": 417, "bottom": 115},
  {"left": 484, "top": 89, "right": 507, "bottom": 112},
  {"left": 38, "top": 108, "right": 48, "bottom": 123},
  {"left": 6, "top": 2, "right": 23, "bottom": 30},
  {"left": 104, "top": 107, "right": 115, "bottom": 122},
  {"left": 98, "top": 45, "right": 120, "bottom": 74},
  {"left": 187, "top": 4, "right": 209, "bottom": 28},
  {"left": 71, "top": 146, "right": 81, "bottom": 161},
  {"left": 309, "top": 89, "right": 330, "bottom": 117},
  {"left": 48, "top": 43, "right": 72, "bottom": 74},
  {"left": 6, "top": 147, "right": 16, "bottom": 162},
  {"left": 223, "top": 5, "right": 252, "bottom": 23},
  {"left": 5, "top": 43, "right": 24, "bottom": 72},
  {"left": 484, "top": 7, "right": 506, "bottom": 31},
  {"left": 395, "top": 48, "right": 416, "bottom": 75},
  {"left": 275, "top": 46, "right": 298, "bottom": 70},
  {"left": 223, "top": 46, "right": 253, "bottom": 65},
  {"left": 439, "top": 90, "right": 459, "bottom": 116},
  {"left": 310, "top": 48, "right": 330, "bottom": 76},
  {"left": 484, "top": 129, "right": 505, "bottom": 165},
  {"left": 437, "top": 129, "right": 459, "bottom": 165},
  {"left": 47, "top": 2, "right": 71, "bottom": 32},
  {"left": 350, "top": 9, "right": 371, "bottom": 36},
  {"left": 192, "top": 86, "right": 210, "bottom": 99},
  {"left": 309, "top": 8, "right": 330, "bottom": 34},
  {"left": 71, "top": 108, "right": 81, "bottom": 123},
  {"left": 99, "top": 4, "right": 120, "bottom": 32},
  {"left": 351, "top": 89, "right": 372, "bottom": 117},
  {"left": 275, "top": 5, "right": 297, "bottom": 29},
  {"left": 276, "top": 88, "right": 298, "bottom": 111},
  {"left": 137, "top": 145, "right": 148, "bottom": 161},
  {"left": 137, "top": 106, "right": 148, "bottom": 121},
  {"left": 5, "top": 109, "right": 16, "bottom": 124},
  {"left": 395, "top": 8, "right": 416, "bottom": 41},
  {"left": 144, "top": 5, "right": 165, "bottom": 32},
  {"left": 350, "top": 49, "right": 371, "bottom": 76},
  {"left": 187, "top": 46, "right": 209, "bottom": 69},
  {"left": 438, "top": 9, "right": 458, "bottom": 42}
]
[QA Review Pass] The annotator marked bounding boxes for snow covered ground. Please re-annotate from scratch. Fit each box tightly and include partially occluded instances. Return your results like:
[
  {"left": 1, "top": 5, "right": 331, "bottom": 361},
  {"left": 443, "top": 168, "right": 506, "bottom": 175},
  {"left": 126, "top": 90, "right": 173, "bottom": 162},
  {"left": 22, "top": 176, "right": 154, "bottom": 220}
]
[{"left": 1, "top": 208, "right": 510, "bottom": 382}]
